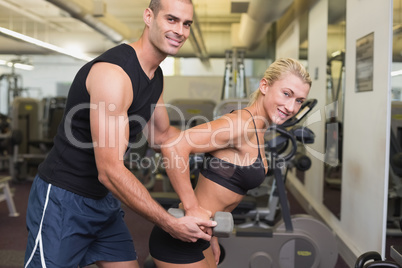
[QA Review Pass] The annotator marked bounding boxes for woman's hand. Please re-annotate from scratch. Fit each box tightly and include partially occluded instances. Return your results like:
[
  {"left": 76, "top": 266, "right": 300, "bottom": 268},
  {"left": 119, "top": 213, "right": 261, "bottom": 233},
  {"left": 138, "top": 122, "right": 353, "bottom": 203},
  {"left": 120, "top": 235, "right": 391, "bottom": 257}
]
[{"left": 211, "top": 236, "right": 221, "bottom": 265}]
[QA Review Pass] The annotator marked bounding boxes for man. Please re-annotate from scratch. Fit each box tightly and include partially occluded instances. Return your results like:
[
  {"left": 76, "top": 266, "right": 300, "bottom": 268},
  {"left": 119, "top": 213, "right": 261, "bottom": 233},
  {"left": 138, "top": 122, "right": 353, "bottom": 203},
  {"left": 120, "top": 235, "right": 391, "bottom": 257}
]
[{"left": 24, "top": 0, "right": 216, "bottom": 267}]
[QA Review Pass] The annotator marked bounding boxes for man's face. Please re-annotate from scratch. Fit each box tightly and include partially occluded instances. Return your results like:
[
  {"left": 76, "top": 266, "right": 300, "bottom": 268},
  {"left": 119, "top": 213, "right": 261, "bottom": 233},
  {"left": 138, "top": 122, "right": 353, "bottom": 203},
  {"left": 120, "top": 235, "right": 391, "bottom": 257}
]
[{"left": 148, "top": 0, "right": 194, "bottom": 56}]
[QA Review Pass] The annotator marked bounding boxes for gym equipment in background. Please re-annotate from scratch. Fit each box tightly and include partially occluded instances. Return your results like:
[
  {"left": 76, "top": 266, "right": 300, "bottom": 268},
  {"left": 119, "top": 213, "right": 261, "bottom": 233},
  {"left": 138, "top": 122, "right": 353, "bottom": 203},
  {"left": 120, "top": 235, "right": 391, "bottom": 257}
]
[
  {"left": 389, "top": 101, "right": 402, "bottom": 236},
  {"left": 324, "top": 50, "right": 345, "bottom": 189},
  {"left": 355, "top": 251, "right": 401, "bottom": 268},
  {"left": 4, "top": 96, "right": 67, "bottom": 181},
  {"left": 42, "top": 96, "right": 67, "bottom": 140},
  {"left": 355, "top": 218, "right": 402, "bottom": 268},
  {"left": 0, "top": 69, "right": 24, "bottom": 115},
  {"left": 167, "top": 99, "right": 216, "bottom": 129},
  {"left": 9, "top": 97, "right": 46, "bottom": 180},
  {"left": 213, "top": 49, "right": 249, "bottom": 120},
  {"left": 221, "top": 49, "right": 247, "bottom": 100},
  {"left": 0, "top": 175, "right": 19, "bottom": 217}
]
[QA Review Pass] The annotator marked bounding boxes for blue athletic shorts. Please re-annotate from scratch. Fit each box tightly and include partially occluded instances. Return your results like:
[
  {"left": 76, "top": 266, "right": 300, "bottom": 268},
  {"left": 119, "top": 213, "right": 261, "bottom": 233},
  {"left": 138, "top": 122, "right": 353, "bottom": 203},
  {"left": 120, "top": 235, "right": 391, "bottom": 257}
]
[{"left": 24, "top": 175, "right": 137, "bottom": 267}]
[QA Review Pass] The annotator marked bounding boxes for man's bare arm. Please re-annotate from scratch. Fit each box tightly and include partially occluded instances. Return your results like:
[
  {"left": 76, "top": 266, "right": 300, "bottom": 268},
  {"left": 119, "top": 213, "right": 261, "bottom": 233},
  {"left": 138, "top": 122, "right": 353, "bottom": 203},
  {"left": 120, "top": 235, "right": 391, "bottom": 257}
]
[{"left": 86, "top": 62, "right": 215, "bottom": 242}]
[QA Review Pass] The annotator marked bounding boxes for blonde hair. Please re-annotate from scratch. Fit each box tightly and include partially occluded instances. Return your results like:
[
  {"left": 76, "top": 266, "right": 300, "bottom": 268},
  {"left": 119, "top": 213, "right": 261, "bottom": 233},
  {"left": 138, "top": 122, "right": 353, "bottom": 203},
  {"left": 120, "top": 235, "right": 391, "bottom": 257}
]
[{"left": 248, "top": 58, "right": 312, "bottom": 105}]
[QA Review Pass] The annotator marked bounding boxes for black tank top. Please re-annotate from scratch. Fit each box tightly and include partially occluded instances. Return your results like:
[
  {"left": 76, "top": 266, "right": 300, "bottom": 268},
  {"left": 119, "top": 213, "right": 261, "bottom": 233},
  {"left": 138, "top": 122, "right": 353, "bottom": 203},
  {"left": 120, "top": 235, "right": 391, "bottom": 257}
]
[
  {"left": 38, "top": 44, "right": 163, "bottom": 199},
  {"left": 199, "top": 110, "right": 267, "bottom": 195}
]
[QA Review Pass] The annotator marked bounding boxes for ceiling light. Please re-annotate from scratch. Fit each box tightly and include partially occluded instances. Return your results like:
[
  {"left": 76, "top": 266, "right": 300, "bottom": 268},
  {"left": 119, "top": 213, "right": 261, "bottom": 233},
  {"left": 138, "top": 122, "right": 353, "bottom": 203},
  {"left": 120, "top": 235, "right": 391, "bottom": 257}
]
[
  {"left": 391, "top": 69, "right": 402, "bottom": 77},
  {"left": 0, "top": 26, "right": 93, "bottom": 62},
  {"left": 0, "top": 59, "right": 34, "bottom": 71},
  {"left": 11, "top": 62, "right": 34, "bottom": 71}
]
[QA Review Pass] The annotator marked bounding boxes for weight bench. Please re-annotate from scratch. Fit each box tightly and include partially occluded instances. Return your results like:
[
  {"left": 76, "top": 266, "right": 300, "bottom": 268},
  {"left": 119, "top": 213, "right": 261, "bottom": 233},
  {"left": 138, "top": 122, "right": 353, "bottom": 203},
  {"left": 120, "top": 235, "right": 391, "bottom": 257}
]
[{"left": 0, "top": 176, "right": 19, "bottom": 217}]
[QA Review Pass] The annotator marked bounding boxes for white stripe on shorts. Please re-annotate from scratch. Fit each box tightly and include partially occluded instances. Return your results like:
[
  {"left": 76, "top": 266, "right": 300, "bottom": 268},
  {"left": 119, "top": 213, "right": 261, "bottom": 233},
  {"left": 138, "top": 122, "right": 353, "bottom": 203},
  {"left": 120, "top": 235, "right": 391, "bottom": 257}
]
[{"left": 24, "top": 184, "right": 52, "bottom": 268}]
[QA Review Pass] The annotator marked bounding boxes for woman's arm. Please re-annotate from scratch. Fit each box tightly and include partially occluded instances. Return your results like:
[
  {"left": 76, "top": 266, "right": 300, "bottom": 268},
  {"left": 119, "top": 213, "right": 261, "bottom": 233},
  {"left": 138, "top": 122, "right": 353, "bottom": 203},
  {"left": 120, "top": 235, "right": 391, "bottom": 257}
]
[{"left": 160, "top": 112, "right": 245, "bottom": 218}]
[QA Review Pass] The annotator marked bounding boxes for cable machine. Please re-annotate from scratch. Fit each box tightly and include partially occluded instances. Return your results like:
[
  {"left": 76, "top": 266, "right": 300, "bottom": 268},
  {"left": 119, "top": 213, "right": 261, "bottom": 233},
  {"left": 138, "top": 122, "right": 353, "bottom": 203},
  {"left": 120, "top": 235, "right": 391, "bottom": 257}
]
[
  {"left": 0, "top": 65, "right": 24, "bottom": 116},
  {"left": 221, "top": 49, "right": 248, "bottom": 100}
]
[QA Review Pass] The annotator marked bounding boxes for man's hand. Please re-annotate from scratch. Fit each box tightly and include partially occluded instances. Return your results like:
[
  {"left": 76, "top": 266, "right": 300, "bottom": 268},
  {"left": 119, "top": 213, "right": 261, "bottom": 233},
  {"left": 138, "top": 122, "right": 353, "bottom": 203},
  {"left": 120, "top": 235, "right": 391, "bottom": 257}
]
[
  {"left": 164, "top": 216, "right": 217, "bottom": 242},
  {"left": 184, "top": 206, "right": 214, "bottom": 235}
]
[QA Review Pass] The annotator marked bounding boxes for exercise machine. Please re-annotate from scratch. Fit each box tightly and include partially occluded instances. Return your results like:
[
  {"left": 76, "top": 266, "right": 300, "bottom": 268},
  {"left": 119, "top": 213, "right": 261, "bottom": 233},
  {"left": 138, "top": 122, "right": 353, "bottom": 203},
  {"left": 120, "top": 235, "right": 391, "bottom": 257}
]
[
  {"left": 0, "top": 67, "right": 60, "bottom": 181},
  {"left": 218, "top": 100, "right": 338, "bottom": 268},
  {"left": 324, "top": 50, "right": 345, "bottom": 189},
  {"left": 389, "top": 127, "right": 402, "bottom": 236},
  {"left": 389, "top": 101, "right": 402, "bottom": 235},
  {"left": 8, "top": 97, "right": 49, "bottom": 181},
  {"left": 167, "top": 98, "right": 216, "bottom": 129},
  {"left": 221, "top": 49, "right": 247, "bottom": 100},
  {"left": 0, "top": 71, "right": 24, "bottom": 115}
]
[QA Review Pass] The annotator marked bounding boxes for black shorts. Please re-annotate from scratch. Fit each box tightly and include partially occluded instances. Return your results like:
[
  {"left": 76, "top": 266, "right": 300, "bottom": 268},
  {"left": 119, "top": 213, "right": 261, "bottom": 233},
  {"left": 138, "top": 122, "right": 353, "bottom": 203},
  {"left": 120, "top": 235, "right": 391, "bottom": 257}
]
[{"left": 149, "top": 225, "right": 210, "bottom": 264}]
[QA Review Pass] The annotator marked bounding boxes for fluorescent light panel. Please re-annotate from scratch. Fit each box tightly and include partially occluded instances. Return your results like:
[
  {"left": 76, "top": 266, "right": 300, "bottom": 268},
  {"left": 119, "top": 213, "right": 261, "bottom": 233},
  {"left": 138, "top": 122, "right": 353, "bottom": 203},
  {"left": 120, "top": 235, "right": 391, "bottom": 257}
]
[
  {"left": 391, "top": 69, "right": 402, "bottom": 77},
  {"left": 0, "top": 26, "right": 93, "bottom": 62},
  {"left": 0, "top": 59, "right": 34, "bottom": 70}
]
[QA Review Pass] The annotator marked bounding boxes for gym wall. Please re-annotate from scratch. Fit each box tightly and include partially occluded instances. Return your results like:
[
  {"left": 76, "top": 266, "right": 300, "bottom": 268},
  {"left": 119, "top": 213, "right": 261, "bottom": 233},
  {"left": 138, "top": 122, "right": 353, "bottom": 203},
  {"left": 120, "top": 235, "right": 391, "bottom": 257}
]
[{"left": 342, "top": 0, "right": 392, "bottom": 260}]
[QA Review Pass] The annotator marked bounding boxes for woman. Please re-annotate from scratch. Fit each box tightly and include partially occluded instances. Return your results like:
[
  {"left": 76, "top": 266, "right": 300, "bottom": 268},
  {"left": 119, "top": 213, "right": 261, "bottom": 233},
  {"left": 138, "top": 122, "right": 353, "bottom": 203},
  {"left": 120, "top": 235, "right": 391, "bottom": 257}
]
[{"left": 149, "top": 58, "right": 312, "bottom": 267}]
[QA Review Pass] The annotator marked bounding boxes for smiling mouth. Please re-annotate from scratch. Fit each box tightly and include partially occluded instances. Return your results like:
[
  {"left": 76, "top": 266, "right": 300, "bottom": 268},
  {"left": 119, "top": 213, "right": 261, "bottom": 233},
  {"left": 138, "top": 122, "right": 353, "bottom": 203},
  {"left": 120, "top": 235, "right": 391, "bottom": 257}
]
[
  {"left": 278, "top": 109, "right": 288, "bottom": 118},
  {"left": 166, "top": 36, "right": 182, "bottom": 47}
]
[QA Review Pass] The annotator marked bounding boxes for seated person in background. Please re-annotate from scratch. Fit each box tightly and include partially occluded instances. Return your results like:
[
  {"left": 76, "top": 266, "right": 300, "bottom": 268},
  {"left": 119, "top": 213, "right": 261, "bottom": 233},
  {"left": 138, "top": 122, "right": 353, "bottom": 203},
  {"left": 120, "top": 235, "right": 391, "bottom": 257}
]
[{"left": 149, "top": 58, "right": 312, "bottom": 267}]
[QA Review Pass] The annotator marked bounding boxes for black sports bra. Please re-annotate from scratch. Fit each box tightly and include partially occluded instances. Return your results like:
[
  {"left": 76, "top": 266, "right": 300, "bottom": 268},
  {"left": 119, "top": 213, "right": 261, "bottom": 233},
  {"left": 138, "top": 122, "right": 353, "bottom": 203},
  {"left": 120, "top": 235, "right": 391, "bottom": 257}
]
[{"left": 199, "top": 109, "right": 267, "bottom": 195}]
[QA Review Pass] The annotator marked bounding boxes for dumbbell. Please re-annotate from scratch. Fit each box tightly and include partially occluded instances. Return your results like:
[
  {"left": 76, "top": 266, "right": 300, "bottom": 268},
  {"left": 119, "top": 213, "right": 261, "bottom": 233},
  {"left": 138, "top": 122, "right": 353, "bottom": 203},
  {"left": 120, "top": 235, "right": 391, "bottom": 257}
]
[{"left": 168, "top": 208, "right": 234, "bottom": 238}]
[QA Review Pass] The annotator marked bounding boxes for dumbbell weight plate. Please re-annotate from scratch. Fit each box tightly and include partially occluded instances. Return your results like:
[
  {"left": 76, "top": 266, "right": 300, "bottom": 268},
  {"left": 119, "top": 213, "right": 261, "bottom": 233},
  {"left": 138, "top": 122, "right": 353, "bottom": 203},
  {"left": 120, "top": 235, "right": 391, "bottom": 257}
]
[
  {"left": 213, "top": 211, "right": 234, "bottom": 238},
  {"left": 168, "top": 208, "right": 185, "bottom": 218},
  {"left": 167, "top": 208, "right": 233, "bottom": 238}
]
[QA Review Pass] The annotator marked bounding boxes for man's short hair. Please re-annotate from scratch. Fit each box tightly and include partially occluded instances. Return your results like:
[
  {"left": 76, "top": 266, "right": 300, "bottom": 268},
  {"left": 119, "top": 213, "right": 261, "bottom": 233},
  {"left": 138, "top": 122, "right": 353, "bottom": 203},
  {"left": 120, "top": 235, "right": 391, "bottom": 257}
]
[{"left": 149, "top": 0, "right": 192, "bottom": 16}]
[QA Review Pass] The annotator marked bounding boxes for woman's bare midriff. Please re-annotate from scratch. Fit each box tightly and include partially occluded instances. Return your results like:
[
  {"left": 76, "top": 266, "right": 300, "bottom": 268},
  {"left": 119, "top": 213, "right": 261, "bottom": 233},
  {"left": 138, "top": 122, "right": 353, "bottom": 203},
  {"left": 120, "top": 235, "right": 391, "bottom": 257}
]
[{"left": 193, "top": 175, "right": 244, "bottom": 216}]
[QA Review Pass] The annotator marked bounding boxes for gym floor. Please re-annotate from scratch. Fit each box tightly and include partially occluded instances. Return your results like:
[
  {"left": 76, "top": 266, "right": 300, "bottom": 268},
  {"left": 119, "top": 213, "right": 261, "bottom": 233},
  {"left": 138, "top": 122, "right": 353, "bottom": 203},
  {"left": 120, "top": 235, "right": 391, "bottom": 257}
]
[{"left": 0, "top": 177, "right": 400, "bottom": 268}]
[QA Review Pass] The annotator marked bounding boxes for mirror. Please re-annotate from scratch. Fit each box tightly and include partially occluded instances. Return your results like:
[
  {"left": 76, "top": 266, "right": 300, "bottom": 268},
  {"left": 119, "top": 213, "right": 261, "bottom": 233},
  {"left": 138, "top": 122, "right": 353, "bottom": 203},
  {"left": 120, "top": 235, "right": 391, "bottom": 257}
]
[
  {"left": 299, "top": 10, "right": 308, "bottom": 62},
  {"left": 387, "top": 0, "right": 402, "bottom": 248},
  {"left": 323, "top": 0, "right": 346, "bottom": 219},
  {"left": 296, "top": 9, "right": 309, "bottom": 184}
]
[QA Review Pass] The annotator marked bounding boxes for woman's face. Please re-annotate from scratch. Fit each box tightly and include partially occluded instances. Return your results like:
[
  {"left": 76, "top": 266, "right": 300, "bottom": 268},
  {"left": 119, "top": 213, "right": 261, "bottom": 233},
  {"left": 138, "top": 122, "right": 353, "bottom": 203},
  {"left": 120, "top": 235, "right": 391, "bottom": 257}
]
[{"left": 260, "top": 73, "right": 310, "bottom": 125}]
